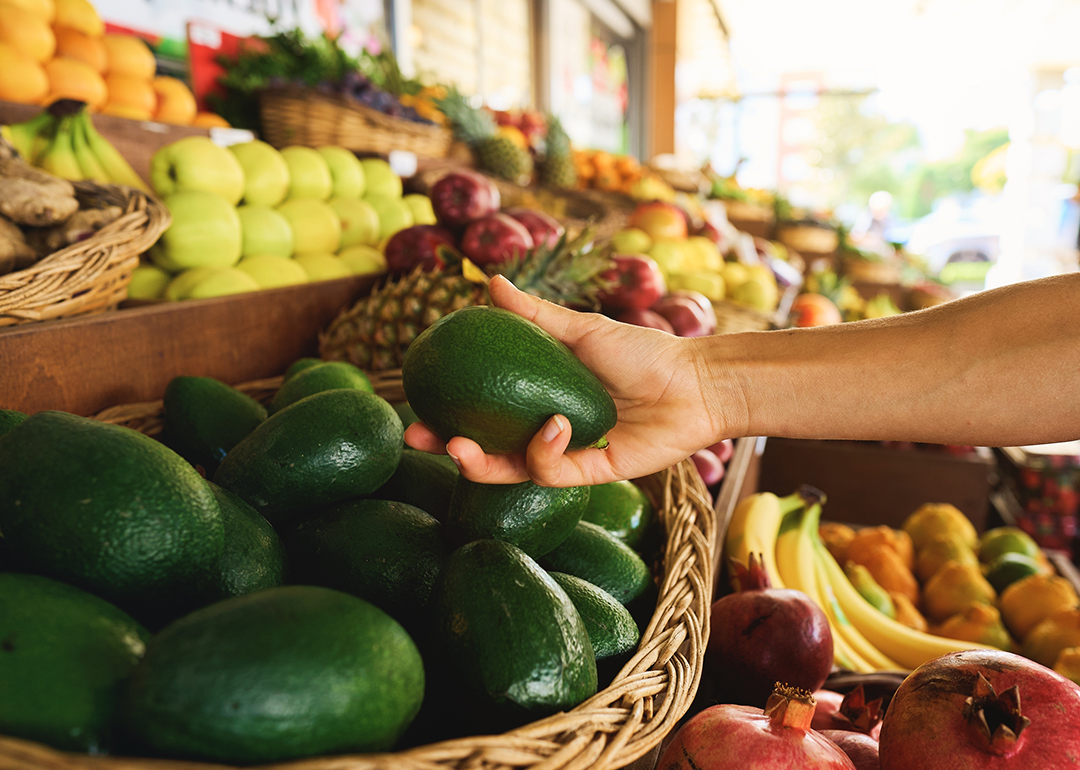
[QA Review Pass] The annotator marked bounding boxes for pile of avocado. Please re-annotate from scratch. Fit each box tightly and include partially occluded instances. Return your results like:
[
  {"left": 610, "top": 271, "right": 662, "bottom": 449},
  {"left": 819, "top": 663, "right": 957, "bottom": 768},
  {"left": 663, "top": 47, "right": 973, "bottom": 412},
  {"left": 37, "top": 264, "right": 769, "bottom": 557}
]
[{"left": 0, "top": 352, "right": 660, "bottom": 764}]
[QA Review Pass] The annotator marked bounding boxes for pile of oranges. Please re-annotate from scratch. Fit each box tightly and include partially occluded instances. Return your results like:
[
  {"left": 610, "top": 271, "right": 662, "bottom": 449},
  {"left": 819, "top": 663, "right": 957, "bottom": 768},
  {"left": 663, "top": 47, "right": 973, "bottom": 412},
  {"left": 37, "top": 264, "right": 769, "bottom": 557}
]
[
  {"left": 571, "top": 149, "right": 642, "bottom": 195},
  {"left": 0, "top": 0, "right": 225, "bottom": 127}
]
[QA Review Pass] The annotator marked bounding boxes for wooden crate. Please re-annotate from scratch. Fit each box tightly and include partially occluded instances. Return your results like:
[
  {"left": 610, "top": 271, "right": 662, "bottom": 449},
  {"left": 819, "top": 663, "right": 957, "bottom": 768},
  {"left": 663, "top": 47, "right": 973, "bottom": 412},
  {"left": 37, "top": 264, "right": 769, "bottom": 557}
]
[{"left": 756, "top": 437, "right": 996, "bottom": 533}]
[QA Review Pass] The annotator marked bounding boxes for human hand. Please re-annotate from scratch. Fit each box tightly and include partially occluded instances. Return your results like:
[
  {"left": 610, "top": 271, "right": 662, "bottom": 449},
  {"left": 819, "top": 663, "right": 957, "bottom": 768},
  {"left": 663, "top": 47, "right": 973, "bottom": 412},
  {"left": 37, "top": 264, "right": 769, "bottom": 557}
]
[{"left": 404, "top": 275, "right": 730, "bottom": 486}]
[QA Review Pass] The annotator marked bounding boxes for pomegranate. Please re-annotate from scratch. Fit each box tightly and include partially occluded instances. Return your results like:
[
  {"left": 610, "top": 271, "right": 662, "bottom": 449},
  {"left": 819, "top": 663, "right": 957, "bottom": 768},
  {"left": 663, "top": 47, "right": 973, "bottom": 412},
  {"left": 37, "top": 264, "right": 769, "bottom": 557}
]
[
  {"left": 706, "top": 554, "right": 834, "bottom": 708},
  {"left": 656, "top": 683, "right": 856, "bottom": 769},
  {"left": 820, "top": 730, "right": 880, "bottom": 770},
  {"left": 812, "top": 685, "right": 883, "bottom": 739},
  {"left": 878, "top": 649, "right": 1080, "bottom": 770}
]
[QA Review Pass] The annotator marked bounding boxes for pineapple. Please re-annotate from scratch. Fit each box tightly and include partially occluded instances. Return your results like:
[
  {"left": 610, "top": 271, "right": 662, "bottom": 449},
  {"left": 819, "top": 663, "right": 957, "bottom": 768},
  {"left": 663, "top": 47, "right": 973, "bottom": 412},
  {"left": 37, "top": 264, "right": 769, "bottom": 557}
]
[
  {"left": 539, "top": 115, "right": 576, "bottom": 189},
  {"left": 436, "top": 87, "right": 533, "bottom": 184},
  {"left": 319, "top": 229, "right": 614, "bottom": 371}
]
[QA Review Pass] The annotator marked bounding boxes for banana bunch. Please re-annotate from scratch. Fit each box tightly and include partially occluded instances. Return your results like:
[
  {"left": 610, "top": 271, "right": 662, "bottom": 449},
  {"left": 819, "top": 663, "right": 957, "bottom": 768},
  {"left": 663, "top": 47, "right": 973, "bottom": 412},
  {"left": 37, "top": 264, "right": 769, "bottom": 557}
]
[
  {"left": 4, "top": 105, "right": 150, "bottom": 194},
  {"left": 724, "top": 489, "right": 997, "bottom": 674}
]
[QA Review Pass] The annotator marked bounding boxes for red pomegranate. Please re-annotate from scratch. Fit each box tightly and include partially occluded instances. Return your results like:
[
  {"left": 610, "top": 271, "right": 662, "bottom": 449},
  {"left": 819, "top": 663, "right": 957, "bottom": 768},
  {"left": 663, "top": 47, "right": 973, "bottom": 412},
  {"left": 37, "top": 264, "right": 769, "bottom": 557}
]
[
  {"left": 820, "top": 730, "right": 880, "bottom": 770},
  {"left": 811, "top": 685, "right": 884, "bottom": 739},
  {"left": 878, "top": 649, "right": 1080, "bottom": 770},
  {"left": 656, "top": 683, "right": 856, "bottom": 769}
]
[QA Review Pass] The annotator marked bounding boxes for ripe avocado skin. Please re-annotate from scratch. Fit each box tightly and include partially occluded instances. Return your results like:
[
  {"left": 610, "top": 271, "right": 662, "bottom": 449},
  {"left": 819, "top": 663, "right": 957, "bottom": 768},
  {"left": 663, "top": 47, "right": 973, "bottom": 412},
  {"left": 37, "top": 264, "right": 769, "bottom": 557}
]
[
  {"left": 213, "top": 389, "right": 403, "bottom": 526},
  {"left": 401, "top": 306, "right": 617, "bottom": 455},
  {"left": 163, "top": 376, "right": 267, "bottom": 476},
  {"left": 118, "top": 585, "right": 425, "bottom": 764},
  {"left": 430, "top": 539, "right": 597, "bottom": 733}
]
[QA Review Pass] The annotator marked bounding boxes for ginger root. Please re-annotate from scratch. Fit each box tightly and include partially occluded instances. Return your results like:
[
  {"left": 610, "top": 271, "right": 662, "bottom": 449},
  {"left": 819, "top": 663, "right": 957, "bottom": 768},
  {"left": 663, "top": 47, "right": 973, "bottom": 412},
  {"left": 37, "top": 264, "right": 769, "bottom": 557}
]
[
  {"left": 0, "top": 157, "right": 79, "bottom": 227},
  {"left": 32, "top": 206, "right": 124, "bottom": 253},
  {"left": 0, "top": 214, "right": 36, "bottom": 276}
]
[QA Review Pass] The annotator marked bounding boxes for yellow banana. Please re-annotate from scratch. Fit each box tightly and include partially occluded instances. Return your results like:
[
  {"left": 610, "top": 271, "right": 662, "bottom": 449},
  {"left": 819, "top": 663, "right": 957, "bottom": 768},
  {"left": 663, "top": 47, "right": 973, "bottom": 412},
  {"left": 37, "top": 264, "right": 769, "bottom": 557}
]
[
  {"left": 71, "top": 112, "right": 110, "bottom": 183},
  {"left": 815, "top": 537, "right": 995, "bottom": 671},
  {"left": 725, "top": 489, "right": 806, "bottom": 589},
  {"left": 5, "top": 109, "right": 54, "bottom": 161},
  {"left": 776, "top": 500, "right": 876, "bottom": 674},
  {"left": 81, "top": 113, "right": 152, "bottom": 194},
  {"left": 38, "top": 116, "right": 83, "bottom": 181}
]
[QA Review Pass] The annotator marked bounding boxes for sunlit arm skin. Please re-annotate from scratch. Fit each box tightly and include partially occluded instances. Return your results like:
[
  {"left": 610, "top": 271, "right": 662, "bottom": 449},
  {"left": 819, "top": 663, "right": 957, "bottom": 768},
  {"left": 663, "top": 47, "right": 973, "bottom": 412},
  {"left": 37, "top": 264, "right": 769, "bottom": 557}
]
[{"left": 404, "top": 272, "right": 1080, "bottom": 487}]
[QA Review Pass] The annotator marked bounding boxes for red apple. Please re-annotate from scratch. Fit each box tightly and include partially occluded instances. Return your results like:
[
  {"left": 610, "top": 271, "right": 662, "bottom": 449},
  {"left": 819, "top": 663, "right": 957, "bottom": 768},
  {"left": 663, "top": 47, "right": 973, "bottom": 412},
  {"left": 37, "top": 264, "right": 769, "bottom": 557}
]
[
  {"left": 652, "top": 292, "right": 717, "bottom": 337},
  {"left": 628, "top": 201, "right": 688, "bottom": 242},
  {"left": 383, "top": 224, "right": 457, "bottom": 276},
  {"left": 430, "top": 169, "right": 501, "bottom": 228},
  {"left": 666, "top": 290, "right": 718, "bottom": 331},
  {"left": 597, "top": 254, "right": 667, "bottom": 312},
  {"left": 790, "top": 292, "right": 843, "bottom": 327},
  {"left": 693, "top": 220, "right": 730, "bottom": 252},
  {"left": 614, "top": 308, "right": 675, "bottom": 334},
  {"left": 707, "top": 438, "right": 735, "bottom": 465},
  {"left": 505, "top": 207, "right": 565, "bottom": 249},
  {"left": 459, "top": 212, "right": 535, "bottom": 266},
  {"left": 691, "top": 448, "right": 726, "bottom": 488}
]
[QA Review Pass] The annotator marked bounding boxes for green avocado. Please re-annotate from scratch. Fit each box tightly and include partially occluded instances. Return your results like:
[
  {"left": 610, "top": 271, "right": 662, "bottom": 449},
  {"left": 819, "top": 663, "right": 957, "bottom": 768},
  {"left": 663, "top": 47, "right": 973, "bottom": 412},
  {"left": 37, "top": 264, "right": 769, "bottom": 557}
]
[
  {"left": 0, "top": 408, "right": 28, "bottom": 438},
  {"left": 213, "top": 389, "right": 403, "bottom": 526},
  {"left": 540, "top": 520, "right": 654, "bottom": 606},
  {"left": 370, "top": 447, "right": 459, "bottom": 523},
  {"left": 163, "top": 375, "right": 268, "bottom": 475},
  {"left": 268, "top": 360, "right": 374, "bottom": 414},
  {"left": 430, "top": 539, "right": 597, "bottom": 732},
  {"left": 447, "top": 476, "right": 589, "bottom": 558},
  {"left": 401, "top": 306, "right": 617, "bottom": 454},
  {"left": 0, "top": 573, "right": 150, "bottom": 754},
  {"left": 581, "top": 479, "right": 656, "bottom": 552},
  {"left": 119, "top": 585, "right": 425, "bottom": 764}
]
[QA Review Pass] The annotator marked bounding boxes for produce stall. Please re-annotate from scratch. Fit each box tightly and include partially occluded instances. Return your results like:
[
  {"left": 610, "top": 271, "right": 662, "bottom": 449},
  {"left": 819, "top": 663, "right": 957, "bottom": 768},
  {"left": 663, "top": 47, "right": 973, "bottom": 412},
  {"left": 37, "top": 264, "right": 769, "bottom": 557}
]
[{"left": 3, "top": 1, "right": 1080, "bottom": 769}]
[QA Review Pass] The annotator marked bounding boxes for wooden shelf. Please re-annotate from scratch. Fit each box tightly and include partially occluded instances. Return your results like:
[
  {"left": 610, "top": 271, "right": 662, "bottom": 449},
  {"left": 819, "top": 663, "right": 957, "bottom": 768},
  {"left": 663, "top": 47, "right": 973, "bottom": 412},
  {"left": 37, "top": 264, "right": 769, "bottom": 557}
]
[{"left": 0, "top": 276, "right": 377, "bottom": 417}]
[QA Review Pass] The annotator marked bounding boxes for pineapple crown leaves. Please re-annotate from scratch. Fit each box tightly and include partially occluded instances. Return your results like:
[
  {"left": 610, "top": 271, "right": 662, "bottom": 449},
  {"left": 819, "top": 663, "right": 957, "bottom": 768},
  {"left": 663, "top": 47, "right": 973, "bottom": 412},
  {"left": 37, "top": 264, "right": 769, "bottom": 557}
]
[
  {"left": 543, "top": 114, "right": 571, "bottom": 156},
  {"left": 434, "top": 85, "right": 498, "bottom": 144},
  {"left": 492, "top": 226, "right": 616, "bottom": 310}
]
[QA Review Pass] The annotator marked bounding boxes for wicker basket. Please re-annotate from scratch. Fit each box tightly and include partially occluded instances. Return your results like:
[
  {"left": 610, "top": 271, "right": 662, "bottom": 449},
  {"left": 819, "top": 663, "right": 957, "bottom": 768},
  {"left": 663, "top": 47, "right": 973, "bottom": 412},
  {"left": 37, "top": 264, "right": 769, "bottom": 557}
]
[
  {"left": 0, "top": 181, "right": 169, "bottom": 327},
  {"left": 259, "top": 87, "right": 454, "bottom": 159},
  {"left": 1, "top": 372, "right": 716, "bottom": 770}
]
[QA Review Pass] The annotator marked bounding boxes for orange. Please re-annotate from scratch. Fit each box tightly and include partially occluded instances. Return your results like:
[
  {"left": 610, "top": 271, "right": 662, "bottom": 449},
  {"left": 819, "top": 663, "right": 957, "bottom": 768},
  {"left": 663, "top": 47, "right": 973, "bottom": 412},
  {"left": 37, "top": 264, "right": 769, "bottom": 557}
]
[
  {"left": 44, "top": 56, "right": 107, "bottom": 109},
  {"left": 191, "top": 112, "right": 231, "bottom": 129},
  {"left": 0, "top": 0, "right": 55, "bottom": 23},
  {"left": 151, "top": 75, "right": 196, "bottom": 125},
  {"left": 52, "top": 0, "right": 101, "bottom": 38},
  {"left": 99, "top": 102, "right": 152, "bottom": 121},
  {"left": 102, "top": 33, "right": 155, "bottom": 79},
  {"left": 0, "top": 42, "right": 48, "bottom": 104},
  {"left": 103, "top": 73, "right": 156, "bottom": 114},
  {"left": 0, "top": 6, "right": 56, "bottom": 63},
  {"left": 53, "top": 25, "right": 106, "bottom": 73}
]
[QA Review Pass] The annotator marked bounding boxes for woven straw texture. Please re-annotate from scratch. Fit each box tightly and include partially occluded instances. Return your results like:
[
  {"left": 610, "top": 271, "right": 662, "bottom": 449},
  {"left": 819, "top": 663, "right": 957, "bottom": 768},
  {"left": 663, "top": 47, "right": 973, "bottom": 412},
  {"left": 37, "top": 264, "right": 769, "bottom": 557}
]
[
  {"left": 0, "top": 373, "right": 716, "bottom": 770},
  {"left": 0, "top": 181, "right": 169, "bottom": 327},
  {"left": 259, "top": 87, "right": 454, "bottom": 159}
]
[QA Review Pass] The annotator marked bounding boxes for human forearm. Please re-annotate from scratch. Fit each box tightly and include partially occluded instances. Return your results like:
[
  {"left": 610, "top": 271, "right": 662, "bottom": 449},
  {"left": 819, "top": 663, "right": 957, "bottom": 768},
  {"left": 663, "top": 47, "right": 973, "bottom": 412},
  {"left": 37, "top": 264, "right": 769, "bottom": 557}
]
[{"left": 703, "top": 273, "right": 1080, "bottom": 447}]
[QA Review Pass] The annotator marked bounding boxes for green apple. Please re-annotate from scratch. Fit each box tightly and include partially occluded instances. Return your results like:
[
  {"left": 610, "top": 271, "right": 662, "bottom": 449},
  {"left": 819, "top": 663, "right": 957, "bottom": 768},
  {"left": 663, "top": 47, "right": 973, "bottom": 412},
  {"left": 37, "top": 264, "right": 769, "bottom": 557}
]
[
  {"left": 338, "top": 244, "right": 387, "bottom": 276},
  {"left": 236, "top": 254, "right": 309, "bottom": 289},
  {"left": 367, "top": 195, "right": 414, "bottom": 241},
  {"left": 294, "top": 252, "right": 352, "bottom": 282},
  {"left": 609, "top": 227, "right": 653, "bottom": 254},
  {"left": 360, "top": 158, "right": 402, "bottom": 199},
  {"left": 150, "top": 136, "right": 246, "bottom": 205},
  {"left": 668, "top": 269, "right": 726, "bottom": 301},
  {"left": 280, "top": 146, "right": 333, "bottom": 201},
  {"left": 403, "top": 193, "right": 437, "bottom": 225},
  {"left": 237, "top": 204, "right": 294, "bottom": 258},
  {"left": 186, "top": 267, "right": 262, "bottom": 299},
  {"left": 318, "top": 146, "right": 366, "bottom": 199},
  {"left": 720, "top": 261, "right": 752, "bottom": 292},
  {"left": 151, "top": 190, "right": 242, "bottom": 272},
  {"left": 327, "top": 197, "right": 380, "bottom": 248},
  {"left": 164, "top": 266, "right": 228, "bottom": 301},
  {"left": 276, "top": 198, "right": 342, "bottom": 255},
  {"left": 229, "top": 140, "right": 290, "bottom": 207},
  {"left": 126, "top": 263, "right": 171, "bottom": 300},
  {"left": 646, "top": 240, "right": 692, "bottom": 280}
]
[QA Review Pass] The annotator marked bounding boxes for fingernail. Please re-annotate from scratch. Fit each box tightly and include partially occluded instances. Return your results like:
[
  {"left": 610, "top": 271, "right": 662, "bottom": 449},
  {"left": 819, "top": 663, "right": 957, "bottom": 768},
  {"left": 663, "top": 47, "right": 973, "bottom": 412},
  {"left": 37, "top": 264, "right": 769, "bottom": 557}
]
[
  {"left": 446, "top": 450, "right": 462, "bottom": 469},
  {"left": 541, "top": 415, "right": 565, "bottom": 442}
]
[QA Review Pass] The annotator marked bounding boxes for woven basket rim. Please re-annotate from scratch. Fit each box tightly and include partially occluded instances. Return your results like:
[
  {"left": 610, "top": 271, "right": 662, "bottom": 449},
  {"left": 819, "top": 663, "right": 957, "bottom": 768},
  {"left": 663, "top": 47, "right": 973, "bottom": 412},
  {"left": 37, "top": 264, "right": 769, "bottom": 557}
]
[
  {"left": 2, "top": 371, "right": 716, "bottom": 770},
  {"left": 0, "top": 180, "right": 170, "bottom": 326}
]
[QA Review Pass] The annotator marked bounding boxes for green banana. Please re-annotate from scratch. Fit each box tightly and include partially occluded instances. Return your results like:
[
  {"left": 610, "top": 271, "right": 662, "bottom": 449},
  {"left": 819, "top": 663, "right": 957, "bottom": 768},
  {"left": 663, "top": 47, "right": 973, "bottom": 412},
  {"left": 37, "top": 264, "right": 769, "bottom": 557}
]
[
  {"left": 5, "top": 110, "right": 55, "bottom": 162},
  {"left": 80, "top": 113, "right": 151, "bottom": 193},
  {"left": 71, "top": 112, "right": 110, "bottom": 183},
  {"left": 38, "top": 115, "right": 83, "bottom": 181}
]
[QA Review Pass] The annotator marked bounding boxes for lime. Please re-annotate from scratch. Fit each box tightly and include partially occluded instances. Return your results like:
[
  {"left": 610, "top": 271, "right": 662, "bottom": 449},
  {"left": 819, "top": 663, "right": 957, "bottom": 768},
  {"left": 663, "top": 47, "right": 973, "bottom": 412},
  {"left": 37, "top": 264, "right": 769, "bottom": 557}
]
[
  {"left": 984, "top": 551, "right": 1045, "bottom": 594},
  {"left": 978, "top": 526, "right": 1041, "bottom": 563}
]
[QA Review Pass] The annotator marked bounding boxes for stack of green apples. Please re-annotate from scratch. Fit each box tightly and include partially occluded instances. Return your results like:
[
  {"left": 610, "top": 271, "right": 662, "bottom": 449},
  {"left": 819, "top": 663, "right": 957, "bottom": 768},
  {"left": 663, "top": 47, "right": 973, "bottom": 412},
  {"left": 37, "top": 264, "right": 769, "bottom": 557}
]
[{"left": 129, "top": 137, "right": 436, "bottom": 301}]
